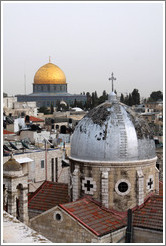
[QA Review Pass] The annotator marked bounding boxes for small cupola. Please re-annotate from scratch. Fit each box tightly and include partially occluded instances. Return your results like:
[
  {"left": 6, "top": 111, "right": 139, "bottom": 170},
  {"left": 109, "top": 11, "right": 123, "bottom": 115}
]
[{"left": 3, "top": 154, "right": 22, "bottom": 172}]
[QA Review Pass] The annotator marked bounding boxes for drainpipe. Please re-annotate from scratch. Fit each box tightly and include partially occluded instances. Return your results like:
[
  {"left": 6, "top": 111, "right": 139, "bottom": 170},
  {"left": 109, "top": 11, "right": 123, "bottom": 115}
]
[{"left": 125, "top": 209, "right": 133, "bottom": 243}]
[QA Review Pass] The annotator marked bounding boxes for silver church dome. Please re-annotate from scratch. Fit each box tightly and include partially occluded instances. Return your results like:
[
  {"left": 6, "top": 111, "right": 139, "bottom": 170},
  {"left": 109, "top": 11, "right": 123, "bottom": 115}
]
[{"left": 70, "top": 93, "right": 156, "bottom": 162}]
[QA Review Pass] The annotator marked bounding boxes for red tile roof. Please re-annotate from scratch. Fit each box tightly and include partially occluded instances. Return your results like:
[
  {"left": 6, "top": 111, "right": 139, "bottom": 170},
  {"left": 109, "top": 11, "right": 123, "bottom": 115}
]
[
  {"left": 59, "top": 197, "right": 125, "bottom": 236},
  {"left": 3, "top": 129, "right": 14, "bottom": 135},
  {"left": 29, "top": 116, "right": 44, "bottom": 122},
  {"left": 133, "top": 181, "right": 163, "bottom": 231},
  {"left": 28, "top": 181, "right": 163, "bottom": 234},
  {"left": 28, "top": 181, "right": 69, "bottom": 211}
]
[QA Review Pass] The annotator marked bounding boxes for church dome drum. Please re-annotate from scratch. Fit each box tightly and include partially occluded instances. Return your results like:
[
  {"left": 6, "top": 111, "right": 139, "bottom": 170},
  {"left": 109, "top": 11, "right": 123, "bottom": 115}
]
[
  {"left": 34, "top": 62, "right": 66, "bottom": 85},
  {"left": 70, "top": 93, "right": 156, "bottom": 162}
]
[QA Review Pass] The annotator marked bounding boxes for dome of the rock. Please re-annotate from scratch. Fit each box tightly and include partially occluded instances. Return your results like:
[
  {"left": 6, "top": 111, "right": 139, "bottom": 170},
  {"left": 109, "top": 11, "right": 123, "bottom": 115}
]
[{"left": 34, "top": 62, "right": 66, "bottom": 85}]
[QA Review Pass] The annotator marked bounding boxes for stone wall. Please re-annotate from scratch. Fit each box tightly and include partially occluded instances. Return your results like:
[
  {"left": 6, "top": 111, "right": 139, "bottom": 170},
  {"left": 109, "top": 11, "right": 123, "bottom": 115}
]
[
  {"left": 156, "top": 147, "right": 163, "bottom": 180},
  {"left": 30, "top": 205, "right": 127, "bottom": 243},
  {"left": 3, "top": 148, "right": 69, "bottom": 193},
  {"left": 70, "top": 157, "right": 158, "bottom": 211},
  {"left": 30, "top": 206, "right": 97, "bottom": 243},
  {"left": 133, "top": 227, "right": 163, "bottom": 243},
  {"left": 28, "top": 209, "right": 43, "bottom": 220}
]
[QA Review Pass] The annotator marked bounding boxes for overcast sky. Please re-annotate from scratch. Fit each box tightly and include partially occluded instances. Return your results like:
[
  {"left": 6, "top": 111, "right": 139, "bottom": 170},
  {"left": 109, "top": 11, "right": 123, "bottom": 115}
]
[{"left": 2, "top": 1, "right": 164, "bottom": 99}]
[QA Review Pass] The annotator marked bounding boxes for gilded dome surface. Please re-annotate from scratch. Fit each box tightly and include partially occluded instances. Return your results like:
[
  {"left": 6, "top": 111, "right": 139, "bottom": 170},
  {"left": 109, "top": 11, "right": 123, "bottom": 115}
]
[
  {"left": 70, "top": 94, "right": 156, "bottom": 162},
  {"left": 34, "top": 62, "right": 66, "bottom": 85}
]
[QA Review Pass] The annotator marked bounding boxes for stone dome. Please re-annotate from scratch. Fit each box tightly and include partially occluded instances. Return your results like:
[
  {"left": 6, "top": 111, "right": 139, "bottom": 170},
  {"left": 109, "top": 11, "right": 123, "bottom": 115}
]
[
  {"left": 70, "top": 95, "right": 156, "bottom": 162},
  {"left": 34, "top": 62, "right": 66, "bottom": 85},
  {"left": 3, "top": 156, "right": 22, "bottom": 172}
]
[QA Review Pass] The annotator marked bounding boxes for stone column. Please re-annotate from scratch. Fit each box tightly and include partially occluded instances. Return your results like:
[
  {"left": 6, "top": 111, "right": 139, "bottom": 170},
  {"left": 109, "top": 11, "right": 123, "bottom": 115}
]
[
  {"left": 19, "top": 187, "right": 29, "bottom": 224},
  {"left": 136, "top": 168, "right": 144, "bottom": 206},
  {"left": 101, "top": 168, "right": 110, "bottom": 208},
  {"left": 155, "top": 167, "right": 159, "bottom": 195},
  {"left": 72, "top": 165, "right": 79, "bottom": 201},
  {"left": 7, "top": 190, "right": 17, "bottom": 218},
  {"left": 3, "top": 185, "right": 7, "bottom": 210}
]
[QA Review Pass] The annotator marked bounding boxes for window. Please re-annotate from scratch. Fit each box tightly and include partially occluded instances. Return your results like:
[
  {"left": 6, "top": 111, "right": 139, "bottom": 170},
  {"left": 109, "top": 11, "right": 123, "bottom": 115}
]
[
  {"left": 55, "top": 158, "right": 58, "bottom": 182},
  {"left": 118, "top": 182, "right": 128, "bottom": 193},
  {"left": 156, "top": 163, "right": 159, "bottom": 170},
  {"left": 115, "top": 179, "right": 131, "bottom": 196},
  {"left": 41, "top": 160, "right": 44, "bottom": 168},
  {"left": 51, "top": 158, "right": 54, "bottom": 181},
  {"left": 53, "top": 211, "right": 63, "bottom": 222},
  {"left": 56, "top": 213, "right": 61, "bottom": 221}
]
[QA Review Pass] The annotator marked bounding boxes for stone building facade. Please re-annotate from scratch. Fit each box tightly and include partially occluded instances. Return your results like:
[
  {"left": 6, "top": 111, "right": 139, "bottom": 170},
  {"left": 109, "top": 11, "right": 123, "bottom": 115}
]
[
  {"left": 3, "top": 148, "right": 69, "bottom": 193},
  {"left": 69, "top": 158, "right": 158, "bottom": 211},
  {"left": 3, "top": 90, "right": 162, "bottom": 243},
  {"left": 3, "top": 156, "right": 29, "bottom": 224},
  {"left": 133, "top": 227, "right": 163, "bottom": 243},
  {"left": 30, "top": 202, "right": 127, "bottom": 243},
  {"left": 3, "top": 97, "right": 38, "bottom": 117}
]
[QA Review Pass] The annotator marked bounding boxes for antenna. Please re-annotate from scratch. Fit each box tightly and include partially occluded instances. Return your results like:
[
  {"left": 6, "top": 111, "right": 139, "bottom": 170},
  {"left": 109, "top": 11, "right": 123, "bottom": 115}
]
[
  {"left": 24, "top": 62, "right": 27, "bottom": 95},
  {"left": 24, "top": 73, "right": 26, "bottom": 95},
  {"left": 49, "top": 56, "right": 51, "bottom": 63}
]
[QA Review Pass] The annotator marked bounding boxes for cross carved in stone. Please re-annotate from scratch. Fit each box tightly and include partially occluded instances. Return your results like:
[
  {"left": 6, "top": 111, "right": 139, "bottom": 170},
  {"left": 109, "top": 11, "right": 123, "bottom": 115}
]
[
  {"left": 84, "top": 180, "right": 94, "bottom": 191},
  {"left": 109, "top": 72, "right": 116, "bottom": 92}
]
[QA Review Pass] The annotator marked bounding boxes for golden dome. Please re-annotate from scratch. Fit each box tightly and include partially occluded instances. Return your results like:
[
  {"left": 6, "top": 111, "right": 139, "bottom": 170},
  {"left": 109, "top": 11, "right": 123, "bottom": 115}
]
[{"left": 34, "top": 62, "right": 66, "bottom": 85}]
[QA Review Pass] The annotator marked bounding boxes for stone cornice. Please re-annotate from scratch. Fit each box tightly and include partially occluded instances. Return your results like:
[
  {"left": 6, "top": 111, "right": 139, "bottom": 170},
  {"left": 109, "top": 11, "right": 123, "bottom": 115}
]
[{"left": 69, "top": 156, "right": 157, "bottom": 168}]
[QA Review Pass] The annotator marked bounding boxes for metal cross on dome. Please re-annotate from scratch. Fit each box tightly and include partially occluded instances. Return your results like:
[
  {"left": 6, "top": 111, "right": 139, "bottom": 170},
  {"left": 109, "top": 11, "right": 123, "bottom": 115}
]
[{"left": 109, "top": 72, "right": 116, "bottom": 92}]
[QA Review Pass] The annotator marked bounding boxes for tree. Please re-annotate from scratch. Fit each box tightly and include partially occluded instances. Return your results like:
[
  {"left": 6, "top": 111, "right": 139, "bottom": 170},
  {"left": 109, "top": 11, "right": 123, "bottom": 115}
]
[
  {"left": 131, "top": 89, "right": 140, "bottom": 105},
  {"left": 50, "top": 103, "right": 54, "bottom": 114},
  {"left": 85, "top": 92, "right": 92, "bottom": 109},
  {"left": 98, "top": 90, "right": 108, "bottom": 104},
  {"left": 124, "top": 94, "right": 129, "bottom": 105},
  {"left": 38, "top": 106, "right": 50, "bottom": 115},
  {"left": 128, "top": 93, "right": 134, "bottom": 106},
  {"left": 120, "top": 93, "right": 125, "bottom": 103},
  {"left": 74, "top": 99, "right": 77, "bottom": 107},
  {"left": 56, "top": 100, "right": 61, "bottom": 111},
  {"left": 91, "top": 91, "right": 98, "bottom": 108},
  {"left": 149, "top": 91, "right": 163, "bottom": 102}
]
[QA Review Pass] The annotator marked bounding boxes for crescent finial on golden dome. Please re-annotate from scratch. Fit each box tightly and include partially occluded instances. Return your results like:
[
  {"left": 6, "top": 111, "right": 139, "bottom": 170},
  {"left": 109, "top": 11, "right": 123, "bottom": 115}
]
[{"left": 34, "top": 62, "right": 66, "bottom": 85}]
